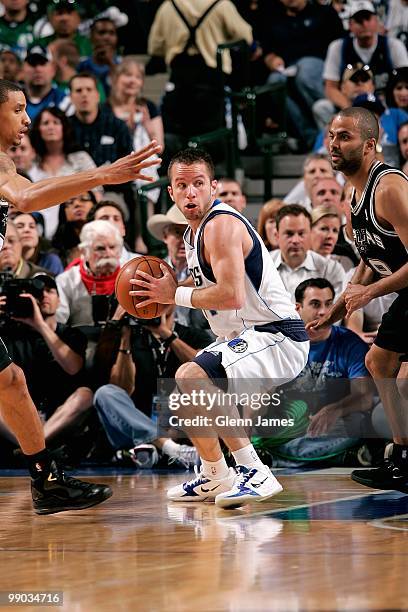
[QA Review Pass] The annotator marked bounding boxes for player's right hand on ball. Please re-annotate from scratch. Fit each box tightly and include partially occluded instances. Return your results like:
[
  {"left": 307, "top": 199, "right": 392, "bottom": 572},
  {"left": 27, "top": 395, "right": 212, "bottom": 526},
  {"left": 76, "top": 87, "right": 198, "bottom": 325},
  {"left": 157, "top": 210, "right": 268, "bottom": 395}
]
[{"left": 102, "top": 140, "right": 162, "bottom": 184}]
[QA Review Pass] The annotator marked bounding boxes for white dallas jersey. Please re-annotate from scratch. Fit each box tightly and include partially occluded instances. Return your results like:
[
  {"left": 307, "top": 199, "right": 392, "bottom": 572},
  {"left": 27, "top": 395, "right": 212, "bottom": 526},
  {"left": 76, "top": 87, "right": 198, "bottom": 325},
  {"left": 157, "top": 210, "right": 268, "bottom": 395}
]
[{"left": 184, "top": 201, "right": 300, "bottom": 338}]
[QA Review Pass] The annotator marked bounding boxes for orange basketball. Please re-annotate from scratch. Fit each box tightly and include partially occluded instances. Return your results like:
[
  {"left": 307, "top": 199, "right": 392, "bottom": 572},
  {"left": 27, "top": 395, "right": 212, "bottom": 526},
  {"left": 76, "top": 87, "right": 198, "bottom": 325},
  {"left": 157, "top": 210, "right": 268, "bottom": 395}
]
[{"left": 115, "top": 256, "right": 177, "bottom": 319}]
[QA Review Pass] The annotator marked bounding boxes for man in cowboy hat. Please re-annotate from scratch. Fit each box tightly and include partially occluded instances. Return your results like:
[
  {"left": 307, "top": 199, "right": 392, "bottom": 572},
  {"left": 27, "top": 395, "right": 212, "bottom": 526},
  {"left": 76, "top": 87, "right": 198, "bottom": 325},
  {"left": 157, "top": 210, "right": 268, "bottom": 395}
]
[{"left": 147, "top": 205, "right": 212, "bottom": 333}]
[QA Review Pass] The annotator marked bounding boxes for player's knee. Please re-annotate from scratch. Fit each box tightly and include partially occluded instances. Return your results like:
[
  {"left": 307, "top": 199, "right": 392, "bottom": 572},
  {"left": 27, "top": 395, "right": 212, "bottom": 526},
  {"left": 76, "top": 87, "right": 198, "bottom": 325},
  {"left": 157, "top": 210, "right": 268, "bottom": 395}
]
[
  {"left": 365, "top": 350, "right": 396, "bottom": 378},
  {"left": 175, "top": 361, "right": 207, "bottom": 392}
]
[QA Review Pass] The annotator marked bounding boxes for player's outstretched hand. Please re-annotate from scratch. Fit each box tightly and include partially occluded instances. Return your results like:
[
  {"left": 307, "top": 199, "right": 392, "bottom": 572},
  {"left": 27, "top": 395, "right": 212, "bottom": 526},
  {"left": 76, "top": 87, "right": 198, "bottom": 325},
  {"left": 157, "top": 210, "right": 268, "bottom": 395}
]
[{"left": 103, "top": 141, "right": 162, "bottom": 185}]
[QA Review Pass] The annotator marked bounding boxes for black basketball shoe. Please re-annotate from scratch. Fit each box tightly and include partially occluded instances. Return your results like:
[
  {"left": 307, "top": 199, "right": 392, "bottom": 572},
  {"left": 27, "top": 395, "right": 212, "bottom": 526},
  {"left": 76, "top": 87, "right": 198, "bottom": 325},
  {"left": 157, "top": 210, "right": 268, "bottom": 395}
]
[
  {"left": 351, "top": 459, "right": 408, "bottom": 494},
  {"left": 31, "top": 461, "right": 113, "bottom": 515}
]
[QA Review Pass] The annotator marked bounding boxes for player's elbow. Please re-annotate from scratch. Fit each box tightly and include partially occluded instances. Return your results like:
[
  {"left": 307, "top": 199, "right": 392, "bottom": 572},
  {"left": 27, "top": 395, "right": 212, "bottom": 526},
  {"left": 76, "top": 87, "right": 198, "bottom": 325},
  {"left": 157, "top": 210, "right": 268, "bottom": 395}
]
[
  {"left": 15, "top": 192, "right": 33, "bottom": 213},
  {"left": 224, "top": 289, "right": 245, "bottom": 310}
]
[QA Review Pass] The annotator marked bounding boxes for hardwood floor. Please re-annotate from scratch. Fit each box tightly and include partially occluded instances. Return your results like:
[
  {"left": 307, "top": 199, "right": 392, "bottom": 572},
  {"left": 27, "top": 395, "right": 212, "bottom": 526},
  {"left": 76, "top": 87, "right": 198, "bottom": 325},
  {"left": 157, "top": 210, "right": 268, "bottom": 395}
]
[{"left": 0, "top": 469, "right": 407, "bottom": 611}]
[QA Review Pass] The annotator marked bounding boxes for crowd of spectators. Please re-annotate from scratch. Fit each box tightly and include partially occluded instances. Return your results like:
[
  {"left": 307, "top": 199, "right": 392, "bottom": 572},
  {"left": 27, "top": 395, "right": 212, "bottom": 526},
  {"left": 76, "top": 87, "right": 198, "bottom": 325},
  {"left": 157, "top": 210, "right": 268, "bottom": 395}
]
[{"left": 0, "top": 0, "right": 405, "bottom": 470}]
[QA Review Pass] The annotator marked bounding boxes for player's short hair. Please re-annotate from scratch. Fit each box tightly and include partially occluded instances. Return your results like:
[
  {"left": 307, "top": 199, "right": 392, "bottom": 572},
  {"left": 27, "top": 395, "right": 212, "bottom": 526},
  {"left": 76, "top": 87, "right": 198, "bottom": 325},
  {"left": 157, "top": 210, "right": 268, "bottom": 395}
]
[
  {"left": 0, "top": 79, "right": 23, "bottom": 104},
  {"left": 168, "top": 148, "right": 215, "bottom": 181},
  {"left": 295, "top": 278, "right": 335, "bottom": 304},
  {"left": 336, "top": 107, "right": 379, "bottom": 142},
  {"left": 275, "top": 204, "right": 312, "bottom": 230}
]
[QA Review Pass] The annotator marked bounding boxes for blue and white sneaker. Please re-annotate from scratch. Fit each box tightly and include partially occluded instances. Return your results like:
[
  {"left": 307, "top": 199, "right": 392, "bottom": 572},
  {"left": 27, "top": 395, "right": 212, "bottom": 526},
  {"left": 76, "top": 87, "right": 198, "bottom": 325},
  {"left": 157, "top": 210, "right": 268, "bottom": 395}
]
[
  {"left": 215, "top": 464, "right": 283, "bottom": 508},
  {"left": 167, "top": 465, "right": 236, "bottom": 502}
]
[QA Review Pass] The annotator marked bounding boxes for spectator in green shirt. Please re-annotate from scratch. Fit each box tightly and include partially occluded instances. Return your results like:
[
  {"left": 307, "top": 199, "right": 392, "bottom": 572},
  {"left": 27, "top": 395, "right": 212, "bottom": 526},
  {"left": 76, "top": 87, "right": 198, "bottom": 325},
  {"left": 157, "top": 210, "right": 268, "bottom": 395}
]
[{"left": 40, "top": 0, "right": 92, "bottom": 60}]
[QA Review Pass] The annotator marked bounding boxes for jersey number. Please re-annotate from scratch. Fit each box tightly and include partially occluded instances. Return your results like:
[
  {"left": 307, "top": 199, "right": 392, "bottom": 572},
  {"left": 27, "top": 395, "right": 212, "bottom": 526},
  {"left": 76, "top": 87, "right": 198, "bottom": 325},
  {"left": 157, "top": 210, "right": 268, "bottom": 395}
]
[
  {"left": 368, "top": 258, "right": 393, "bottom": 276},
  {"left": 189, "top": 266, "right": 203, "bottom": 287}
]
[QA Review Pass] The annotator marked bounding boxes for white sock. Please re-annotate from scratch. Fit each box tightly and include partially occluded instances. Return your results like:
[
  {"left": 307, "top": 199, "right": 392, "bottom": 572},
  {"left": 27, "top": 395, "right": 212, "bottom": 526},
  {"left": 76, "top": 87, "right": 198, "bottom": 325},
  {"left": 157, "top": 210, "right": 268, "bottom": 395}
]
[
  {"left": 162, "top": 439, "right": 180, "bottom": 458},
  {"left": 200, "top": 456, "right": 230, "bottom": 479},
  {"left": 232, "top": 444, "right": 264, "bottom": 469}
]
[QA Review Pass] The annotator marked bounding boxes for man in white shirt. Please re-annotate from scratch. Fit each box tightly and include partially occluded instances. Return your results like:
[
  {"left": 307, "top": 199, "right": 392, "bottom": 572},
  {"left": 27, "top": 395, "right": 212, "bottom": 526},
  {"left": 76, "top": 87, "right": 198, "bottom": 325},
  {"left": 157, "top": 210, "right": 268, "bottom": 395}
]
[{"left": 270, "top": 204, "right": 346, "bottom": 300}]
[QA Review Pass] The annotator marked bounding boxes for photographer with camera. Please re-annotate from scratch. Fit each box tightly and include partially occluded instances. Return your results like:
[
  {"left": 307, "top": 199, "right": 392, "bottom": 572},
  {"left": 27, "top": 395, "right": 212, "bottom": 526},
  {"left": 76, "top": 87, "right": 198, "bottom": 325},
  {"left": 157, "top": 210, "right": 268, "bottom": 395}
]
[
  {"left": 0, "top": 274, "right": 93, "bottom": 458},
  {"left": 93, "top": 303, "right": 213, "bottom": 468}
]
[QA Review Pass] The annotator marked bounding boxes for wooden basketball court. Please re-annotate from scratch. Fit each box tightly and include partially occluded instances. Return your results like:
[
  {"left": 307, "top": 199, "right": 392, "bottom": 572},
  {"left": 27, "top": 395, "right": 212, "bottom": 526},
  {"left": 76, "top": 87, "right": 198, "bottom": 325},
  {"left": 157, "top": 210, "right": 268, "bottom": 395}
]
[{"left": 0, "top": 467, "right": 407, "bottom": 611}]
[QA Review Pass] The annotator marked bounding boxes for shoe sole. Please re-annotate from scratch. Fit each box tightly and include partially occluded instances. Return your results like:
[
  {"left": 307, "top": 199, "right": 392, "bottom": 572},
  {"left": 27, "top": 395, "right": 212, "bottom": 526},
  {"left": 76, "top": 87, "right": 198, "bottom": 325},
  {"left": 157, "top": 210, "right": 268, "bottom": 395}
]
[
  {"left": 167, "top": 494, "right": 217, "bottom": 502},
  {"left": 351, "top": 473, "right": 408, "bottom": 493},
  {"left": 215, "top": 483, "right": 284, "bottom": 509},
  {"left": 34, "top": 489, "right": 113, "bottom": 515}
]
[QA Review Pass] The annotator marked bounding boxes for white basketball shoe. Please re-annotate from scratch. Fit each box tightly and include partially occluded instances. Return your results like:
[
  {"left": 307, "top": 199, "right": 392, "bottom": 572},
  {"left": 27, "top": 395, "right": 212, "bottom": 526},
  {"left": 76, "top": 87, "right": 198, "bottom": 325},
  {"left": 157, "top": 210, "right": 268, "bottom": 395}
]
[
  {"left": 215, "top": 464, "right": 283, "bottom": 508},
  {"left": 167, "top": 465, "right": 236, "bottom": 502}
]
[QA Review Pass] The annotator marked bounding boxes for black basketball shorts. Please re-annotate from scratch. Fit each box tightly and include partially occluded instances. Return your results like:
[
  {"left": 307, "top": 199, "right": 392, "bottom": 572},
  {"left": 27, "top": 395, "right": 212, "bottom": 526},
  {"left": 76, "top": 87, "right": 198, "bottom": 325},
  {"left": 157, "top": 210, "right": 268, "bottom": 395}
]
[{"left": 374, "top": 295, "right": 408, "bottom": 357}]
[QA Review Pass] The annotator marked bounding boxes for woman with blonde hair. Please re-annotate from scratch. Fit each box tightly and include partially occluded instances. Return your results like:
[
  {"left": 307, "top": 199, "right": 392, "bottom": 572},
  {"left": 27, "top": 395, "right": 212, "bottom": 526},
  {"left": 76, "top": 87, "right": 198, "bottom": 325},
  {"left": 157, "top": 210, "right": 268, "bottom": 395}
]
[
  {"left": 257, "top": 199, "right": 285, "bottom": 251},
  {"left": 109, "top": 56, "right": 164, "bottom": 148}
]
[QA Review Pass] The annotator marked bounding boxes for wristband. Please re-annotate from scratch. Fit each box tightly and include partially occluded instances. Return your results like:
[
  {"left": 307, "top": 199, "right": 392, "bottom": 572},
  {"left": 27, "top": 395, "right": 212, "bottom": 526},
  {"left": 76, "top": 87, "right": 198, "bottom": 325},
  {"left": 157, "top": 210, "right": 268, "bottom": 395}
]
[
  {"left": 175, "top": 286, "right": 194, "bottom": 308},
  {"left": 118, "top": 349, "right": 132, "bottom": 355},
  {"left": 163, "top": 331, "right": 179, "bottom": 348}
]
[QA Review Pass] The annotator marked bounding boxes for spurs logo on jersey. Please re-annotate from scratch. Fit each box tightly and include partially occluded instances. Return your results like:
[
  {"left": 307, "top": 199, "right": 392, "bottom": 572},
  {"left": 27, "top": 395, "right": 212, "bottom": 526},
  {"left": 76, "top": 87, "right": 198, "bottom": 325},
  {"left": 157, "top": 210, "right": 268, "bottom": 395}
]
[
  {"left": 350, "top": 162, "right": 408, "bottom": 284},
  {"left": 0, "top": 197, "right": 9, "bottom": 251},
  {"left": 183, "top": 201, "right": 301, "bottom": 339}
]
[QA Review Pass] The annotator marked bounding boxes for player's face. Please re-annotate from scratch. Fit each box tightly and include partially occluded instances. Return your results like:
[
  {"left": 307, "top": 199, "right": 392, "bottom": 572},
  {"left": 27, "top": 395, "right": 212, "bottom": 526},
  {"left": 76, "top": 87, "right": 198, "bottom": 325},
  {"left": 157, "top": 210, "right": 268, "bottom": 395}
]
[
  {"left": 328, "top": 116, "right": 366, "bottom": 174},
  {"left": 168, "top": 163, "right": 217, "bottom": 228},
  {"left": 311, "top": 216, "right": 340, "bottom": 256},
  {"left": 14, "top": 213, "right": 39, "bottom": 249},
  {"left": 216, "top": 180, "right": 246, "bottom": 212},
  {"left": 296, "top": 287, "right": 334, "bottom": 326},
  {"left": 0, "top": 90, "right": 30, "bottom": 148}
]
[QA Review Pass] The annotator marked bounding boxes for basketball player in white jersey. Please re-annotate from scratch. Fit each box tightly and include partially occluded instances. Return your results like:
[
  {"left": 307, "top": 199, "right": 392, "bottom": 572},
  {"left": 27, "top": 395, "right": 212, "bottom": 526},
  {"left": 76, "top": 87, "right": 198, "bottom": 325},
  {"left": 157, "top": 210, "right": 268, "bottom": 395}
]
[
  {"left": 0, "top": 78, "right": 161, "bottom": 514},
  {"left": 130, "top": 149, "right": 309, "bottom": 508}
]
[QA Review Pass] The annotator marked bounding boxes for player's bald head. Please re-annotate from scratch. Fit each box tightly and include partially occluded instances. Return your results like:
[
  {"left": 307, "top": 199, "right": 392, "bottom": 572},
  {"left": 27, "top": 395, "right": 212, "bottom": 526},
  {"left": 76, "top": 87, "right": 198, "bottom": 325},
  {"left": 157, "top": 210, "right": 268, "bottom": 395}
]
[{"left": 335, "top": 107, "right": 379, "bottom": 142}]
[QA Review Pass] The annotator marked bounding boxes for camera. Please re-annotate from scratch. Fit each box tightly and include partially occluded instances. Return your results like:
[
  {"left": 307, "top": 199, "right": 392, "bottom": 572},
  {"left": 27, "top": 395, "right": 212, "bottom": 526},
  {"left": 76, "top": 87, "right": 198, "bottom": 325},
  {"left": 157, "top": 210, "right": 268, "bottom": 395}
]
[{"left": 0, "top": 272, "right": 45, "bottom": 318}]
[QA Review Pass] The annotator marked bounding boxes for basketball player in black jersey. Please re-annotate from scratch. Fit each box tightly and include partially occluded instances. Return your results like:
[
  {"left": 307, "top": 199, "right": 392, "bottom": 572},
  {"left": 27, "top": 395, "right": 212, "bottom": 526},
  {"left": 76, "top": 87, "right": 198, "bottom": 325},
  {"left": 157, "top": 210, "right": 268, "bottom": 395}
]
[
  {"left": 308, "top": 106, "right": 408, "bottom": 493},
  {"left": 0, "top": 79, "right": 161, "bottom": 513}
]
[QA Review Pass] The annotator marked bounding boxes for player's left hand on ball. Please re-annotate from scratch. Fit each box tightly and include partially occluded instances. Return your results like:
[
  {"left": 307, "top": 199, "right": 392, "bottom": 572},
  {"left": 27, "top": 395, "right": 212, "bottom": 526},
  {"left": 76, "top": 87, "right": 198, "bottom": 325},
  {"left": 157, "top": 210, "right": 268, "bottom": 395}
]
[{"left": 129, "top": 264, "right": 177, "bottom": 307}]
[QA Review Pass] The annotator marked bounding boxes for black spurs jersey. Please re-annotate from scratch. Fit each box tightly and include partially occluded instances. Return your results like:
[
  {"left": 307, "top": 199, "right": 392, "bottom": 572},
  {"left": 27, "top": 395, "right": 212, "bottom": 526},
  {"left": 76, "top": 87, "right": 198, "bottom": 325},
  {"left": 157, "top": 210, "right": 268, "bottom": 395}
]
[
  {"left": 350, "top": 161, "right": 408, "bottom": 293},
  {"left": 0, "top": 197, "right": 9, "bottom": 251}
]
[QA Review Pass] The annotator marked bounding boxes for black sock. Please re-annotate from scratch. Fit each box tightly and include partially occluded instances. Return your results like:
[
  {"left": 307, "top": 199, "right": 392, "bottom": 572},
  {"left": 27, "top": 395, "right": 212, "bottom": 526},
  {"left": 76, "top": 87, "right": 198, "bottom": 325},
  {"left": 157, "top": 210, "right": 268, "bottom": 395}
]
[
  {"left": 25, "top": 448, "right": 52, "bottom": 480},
  {"left": 391, "top": 444, "right": 408, "bottom": 467}
]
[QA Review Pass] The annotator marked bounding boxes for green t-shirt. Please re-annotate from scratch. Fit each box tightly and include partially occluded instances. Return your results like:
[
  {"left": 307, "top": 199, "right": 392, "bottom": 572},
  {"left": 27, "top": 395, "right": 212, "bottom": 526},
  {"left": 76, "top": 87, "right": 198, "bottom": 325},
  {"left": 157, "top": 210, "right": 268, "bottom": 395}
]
[
  {"left": 39, "top": 32, "right": 93, "bottom": 59},
  {"left": 0, "top": 14, "right": 36, "bottom": 49}
]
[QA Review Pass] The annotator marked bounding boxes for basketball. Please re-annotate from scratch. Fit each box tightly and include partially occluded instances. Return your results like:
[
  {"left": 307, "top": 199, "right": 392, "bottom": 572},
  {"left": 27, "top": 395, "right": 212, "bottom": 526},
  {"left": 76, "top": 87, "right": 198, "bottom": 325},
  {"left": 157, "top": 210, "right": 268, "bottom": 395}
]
[{"left": 115, "top": 256, "right": 177, "bottom": 319}]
